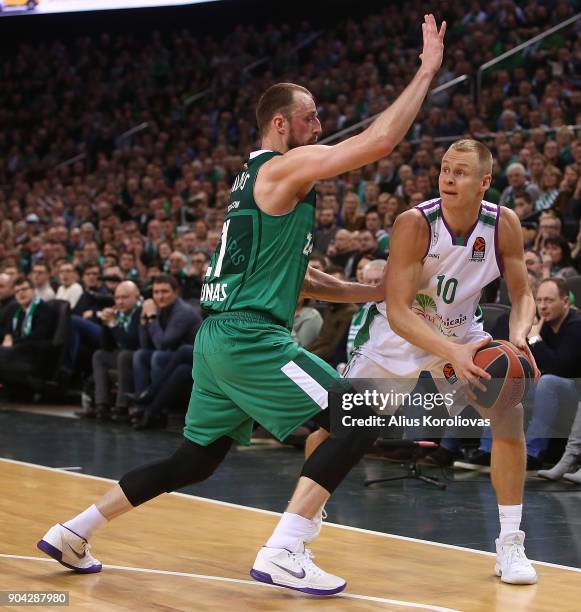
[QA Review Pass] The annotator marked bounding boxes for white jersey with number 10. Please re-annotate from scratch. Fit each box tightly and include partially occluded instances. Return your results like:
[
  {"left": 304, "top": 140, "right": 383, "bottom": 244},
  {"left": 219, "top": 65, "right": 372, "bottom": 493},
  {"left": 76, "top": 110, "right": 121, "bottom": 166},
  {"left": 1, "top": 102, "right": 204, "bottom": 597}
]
[{"left": 356, "top": 199, "right": 502, "bottom": 376}]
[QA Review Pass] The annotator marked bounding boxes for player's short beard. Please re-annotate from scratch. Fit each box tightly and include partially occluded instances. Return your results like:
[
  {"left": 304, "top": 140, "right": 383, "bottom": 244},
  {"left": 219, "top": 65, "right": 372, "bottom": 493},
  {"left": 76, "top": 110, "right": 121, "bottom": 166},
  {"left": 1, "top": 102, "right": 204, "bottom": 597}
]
[{"left": 287, "top": 125, "right": 318, "bottom": 150}]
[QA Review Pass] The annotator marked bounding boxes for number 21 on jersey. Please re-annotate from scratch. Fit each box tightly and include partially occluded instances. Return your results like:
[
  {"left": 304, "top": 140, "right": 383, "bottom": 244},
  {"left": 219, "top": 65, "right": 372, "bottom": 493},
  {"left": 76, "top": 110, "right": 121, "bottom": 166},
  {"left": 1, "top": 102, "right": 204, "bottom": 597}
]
[{"left": 206, "top": 220, "right": 230, "bottom": 279}]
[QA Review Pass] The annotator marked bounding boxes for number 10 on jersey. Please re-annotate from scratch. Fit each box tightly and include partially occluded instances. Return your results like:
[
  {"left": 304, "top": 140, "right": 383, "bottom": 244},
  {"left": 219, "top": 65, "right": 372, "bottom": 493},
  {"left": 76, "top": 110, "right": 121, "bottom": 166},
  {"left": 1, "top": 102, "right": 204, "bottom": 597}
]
[{"left": 436, "top": 274, "right": 458, "bottom": 304}]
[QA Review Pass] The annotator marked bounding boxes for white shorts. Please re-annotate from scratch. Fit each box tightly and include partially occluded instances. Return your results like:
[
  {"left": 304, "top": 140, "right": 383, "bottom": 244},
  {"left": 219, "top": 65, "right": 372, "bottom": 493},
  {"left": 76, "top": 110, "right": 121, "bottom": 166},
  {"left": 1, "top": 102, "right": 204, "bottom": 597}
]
[{"left": 343, "top": 325, "right": 491, "bottom": 417}]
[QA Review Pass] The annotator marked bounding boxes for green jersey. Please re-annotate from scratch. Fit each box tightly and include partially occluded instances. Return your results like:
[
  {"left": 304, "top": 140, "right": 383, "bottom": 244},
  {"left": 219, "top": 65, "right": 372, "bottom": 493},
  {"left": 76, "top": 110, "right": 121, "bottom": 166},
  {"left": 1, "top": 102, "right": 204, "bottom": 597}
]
[{"left": 200, "top": 150, "right": 316, "bottom": 329}]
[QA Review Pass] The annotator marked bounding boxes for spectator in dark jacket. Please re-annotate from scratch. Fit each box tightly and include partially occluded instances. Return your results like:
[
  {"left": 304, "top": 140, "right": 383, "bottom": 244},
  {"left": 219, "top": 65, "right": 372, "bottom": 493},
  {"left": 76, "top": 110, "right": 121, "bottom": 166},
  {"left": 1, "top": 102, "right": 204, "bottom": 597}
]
[
  {"left": 66, "top": 264, "right": 115, "bottom": 376},
  {"left": 31, "top": 261, "right": 56, "bottom": 302},
  {"left": 78, "top": 281, "right": 142, "bottom": 421},
  {"left": 0, "top": 276, "right": 56, "bottom": 381},
  {"left": 524, "top": 278, "right": 581, "bottom": 467},
  {"left": 478, "top": 278, "right": 581, "bottom": 470},
  {"left": 131, "top": 344, "right": 194, "bottom": 430},
  {"left": 133, "top": 274, "right": 201, "bottom": 395},
  {"left": 72, "top": 264, "right": 113, "bottom": 321},
  {"left": 0, "top": 273, "right": 15, "bottom": 338}
]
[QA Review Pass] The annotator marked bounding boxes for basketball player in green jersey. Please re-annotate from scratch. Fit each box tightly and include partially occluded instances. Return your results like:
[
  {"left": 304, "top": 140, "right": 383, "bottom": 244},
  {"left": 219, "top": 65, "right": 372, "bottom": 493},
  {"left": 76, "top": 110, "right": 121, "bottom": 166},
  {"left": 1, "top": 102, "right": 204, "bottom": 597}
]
[{"left": 38, "top": 14, "right": 446, "bottom": 596}]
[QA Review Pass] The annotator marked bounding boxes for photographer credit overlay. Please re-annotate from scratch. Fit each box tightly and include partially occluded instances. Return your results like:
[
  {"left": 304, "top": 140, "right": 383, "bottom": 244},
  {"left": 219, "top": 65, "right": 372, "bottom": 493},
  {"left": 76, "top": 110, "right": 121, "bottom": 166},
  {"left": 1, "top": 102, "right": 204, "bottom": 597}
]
[{"left": 328, "top": 376, "right": 581, "bottom": 442}]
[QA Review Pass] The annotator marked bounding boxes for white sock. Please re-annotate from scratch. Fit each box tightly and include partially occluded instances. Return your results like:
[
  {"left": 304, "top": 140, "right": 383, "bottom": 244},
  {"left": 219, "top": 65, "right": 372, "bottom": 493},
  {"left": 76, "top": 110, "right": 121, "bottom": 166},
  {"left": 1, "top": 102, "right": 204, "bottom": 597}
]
[
  {"left": 266, "top": 512, "right": 313, "bottom": 552},
  {"left": 63, "top": 505, "right": 108, "bottom": 541},
  {"left": 498, "top": 504, "right": 522, "bottom": 540}
]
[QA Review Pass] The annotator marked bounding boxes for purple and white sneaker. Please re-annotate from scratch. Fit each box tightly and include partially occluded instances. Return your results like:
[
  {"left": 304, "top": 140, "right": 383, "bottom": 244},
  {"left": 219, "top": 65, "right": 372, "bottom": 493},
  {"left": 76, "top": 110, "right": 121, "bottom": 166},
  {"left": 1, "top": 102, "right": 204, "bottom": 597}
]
[
  {"left": 37, "top": 524, "right": 102, "bottom": 573},
  {"left": 250, "top": 545, "right": 345, "bottom": 596}
]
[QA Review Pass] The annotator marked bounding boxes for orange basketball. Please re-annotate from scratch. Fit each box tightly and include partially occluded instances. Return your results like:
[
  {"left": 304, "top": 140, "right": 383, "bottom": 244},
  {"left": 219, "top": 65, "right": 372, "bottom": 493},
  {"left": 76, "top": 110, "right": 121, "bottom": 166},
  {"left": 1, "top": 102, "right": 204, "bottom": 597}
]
[{"left": 472, "top": 340, "right": 532, "bottom": 409}]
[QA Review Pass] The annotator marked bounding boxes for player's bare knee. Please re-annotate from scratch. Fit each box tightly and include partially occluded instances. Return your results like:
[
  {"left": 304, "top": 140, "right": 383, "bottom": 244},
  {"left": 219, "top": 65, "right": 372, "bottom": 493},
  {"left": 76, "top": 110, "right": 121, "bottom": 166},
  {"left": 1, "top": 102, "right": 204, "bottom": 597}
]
[{"left": 489, "top": 402, "right": 524, "bottom": 439}]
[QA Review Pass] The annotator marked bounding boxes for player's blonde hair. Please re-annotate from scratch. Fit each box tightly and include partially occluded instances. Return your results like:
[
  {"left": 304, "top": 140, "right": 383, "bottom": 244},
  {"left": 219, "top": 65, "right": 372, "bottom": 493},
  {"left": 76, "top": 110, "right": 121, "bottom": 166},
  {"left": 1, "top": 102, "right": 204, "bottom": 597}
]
[{"left": 446, "top": 139, "right": 493, "bottom": 175}]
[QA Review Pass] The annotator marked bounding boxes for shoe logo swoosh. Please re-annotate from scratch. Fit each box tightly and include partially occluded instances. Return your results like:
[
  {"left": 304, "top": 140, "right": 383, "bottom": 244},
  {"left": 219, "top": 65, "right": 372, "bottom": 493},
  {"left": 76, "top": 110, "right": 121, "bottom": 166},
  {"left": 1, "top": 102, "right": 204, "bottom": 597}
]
[
  {"left": 66, "top": 543, "right": 85, "bottom": 560},
  {"left": 271, "top": 561, "right": 306, "bottom": 579}
]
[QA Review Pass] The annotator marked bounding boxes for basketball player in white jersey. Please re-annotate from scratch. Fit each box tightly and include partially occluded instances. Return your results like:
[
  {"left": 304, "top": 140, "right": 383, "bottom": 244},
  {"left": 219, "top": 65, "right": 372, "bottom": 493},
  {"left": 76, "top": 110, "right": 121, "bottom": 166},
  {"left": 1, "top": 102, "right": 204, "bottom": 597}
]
[{"left": 344, "top": 139, "right": 540, "bottom": 584}]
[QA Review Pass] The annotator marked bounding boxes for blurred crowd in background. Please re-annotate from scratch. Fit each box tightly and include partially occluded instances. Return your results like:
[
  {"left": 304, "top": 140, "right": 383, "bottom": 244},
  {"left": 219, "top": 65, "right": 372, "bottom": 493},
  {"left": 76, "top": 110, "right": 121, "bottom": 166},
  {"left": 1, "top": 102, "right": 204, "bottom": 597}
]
[{"left": 1, "top": 1, "right": 581, "bottom": 473}]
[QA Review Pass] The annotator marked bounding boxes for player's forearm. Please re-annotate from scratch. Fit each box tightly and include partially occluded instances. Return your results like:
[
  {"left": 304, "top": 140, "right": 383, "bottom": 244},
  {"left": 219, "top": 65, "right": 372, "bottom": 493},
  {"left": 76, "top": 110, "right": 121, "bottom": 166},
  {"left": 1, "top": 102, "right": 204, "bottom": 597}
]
[
  {"left": 387, "top": 306, "right": 456, "bottom": 362},
  {"left": 302, "top": 267, "right": 383, "bottom": 303},
  {"left": 365, "top": 68, "right": 435, "bottom": 152},
  {"left": 509, "top": 294, "right": 536, "bottom": 340},
  {"left": 331, "top": 280, "right": 383, "bottom": 303},
  {"left": 303, "top": 278, "right": 381, "bottom": 303}
]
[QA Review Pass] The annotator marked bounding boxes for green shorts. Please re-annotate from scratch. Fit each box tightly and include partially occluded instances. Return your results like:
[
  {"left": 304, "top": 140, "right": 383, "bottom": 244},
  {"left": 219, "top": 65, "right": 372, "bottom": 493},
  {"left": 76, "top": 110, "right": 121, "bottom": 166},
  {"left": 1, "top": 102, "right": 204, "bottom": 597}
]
[{"left": 183, "top": 311, "right": 340, "bottom": 446}]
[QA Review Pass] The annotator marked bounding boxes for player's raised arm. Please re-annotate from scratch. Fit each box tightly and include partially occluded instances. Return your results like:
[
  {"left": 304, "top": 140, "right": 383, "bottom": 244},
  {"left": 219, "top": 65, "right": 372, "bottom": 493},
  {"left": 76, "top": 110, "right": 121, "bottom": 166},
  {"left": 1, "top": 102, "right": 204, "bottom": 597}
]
[
  {"left": 263, "top": 14, "right": 446, "bottom": 194},
  {"left": 498, "top": 207, "right": 540, "bottom": 377},
  {"left": 386, "top": 210, "right": 490, "bottom": 384}
]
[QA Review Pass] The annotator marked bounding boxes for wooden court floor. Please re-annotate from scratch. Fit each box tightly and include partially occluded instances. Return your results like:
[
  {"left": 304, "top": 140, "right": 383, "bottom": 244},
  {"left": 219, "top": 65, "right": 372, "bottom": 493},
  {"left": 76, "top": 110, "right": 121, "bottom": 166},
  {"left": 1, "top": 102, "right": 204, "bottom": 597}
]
[{"left": 1, "top": 459, "right": 580, "bottom": 612}]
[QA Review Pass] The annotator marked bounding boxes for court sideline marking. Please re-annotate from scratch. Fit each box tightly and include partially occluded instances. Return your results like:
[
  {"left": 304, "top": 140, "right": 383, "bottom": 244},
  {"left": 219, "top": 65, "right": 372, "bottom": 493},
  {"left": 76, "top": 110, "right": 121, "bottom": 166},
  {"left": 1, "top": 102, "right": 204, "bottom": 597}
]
[
  {"left": 0, "top": 553, "right": 460, "bottom": 612},
  {"left": 1, "top": 457, "right": 581, "bottom": 574}
]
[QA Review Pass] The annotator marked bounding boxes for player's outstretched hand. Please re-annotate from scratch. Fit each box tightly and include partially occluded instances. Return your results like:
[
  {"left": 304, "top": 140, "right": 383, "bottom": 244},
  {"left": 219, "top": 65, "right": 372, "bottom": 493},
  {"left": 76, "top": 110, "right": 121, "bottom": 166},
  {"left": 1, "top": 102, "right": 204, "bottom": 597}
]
[{"left": 419, "top": 14, "right": 446, "bottom": 77}]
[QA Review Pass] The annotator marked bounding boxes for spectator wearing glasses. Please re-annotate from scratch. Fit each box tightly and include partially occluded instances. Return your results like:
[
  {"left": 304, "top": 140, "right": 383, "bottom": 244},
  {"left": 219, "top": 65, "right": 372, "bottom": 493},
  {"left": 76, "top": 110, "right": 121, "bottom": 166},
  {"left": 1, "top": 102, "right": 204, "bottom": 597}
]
[{"left": 0, "top": 276, "right": 56, "bottom": 383}]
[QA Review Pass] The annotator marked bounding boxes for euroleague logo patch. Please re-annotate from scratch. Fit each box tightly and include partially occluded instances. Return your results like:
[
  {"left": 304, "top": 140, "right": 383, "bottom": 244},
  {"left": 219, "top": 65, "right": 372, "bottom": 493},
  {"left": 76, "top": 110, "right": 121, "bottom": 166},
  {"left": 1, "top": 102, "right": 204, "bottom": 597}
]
[
  {"left": 443, "top": 363, "right": 458, "bottom": 384},
  {"left": 470, "top": 236, "right": 486, "bottom": 261}
]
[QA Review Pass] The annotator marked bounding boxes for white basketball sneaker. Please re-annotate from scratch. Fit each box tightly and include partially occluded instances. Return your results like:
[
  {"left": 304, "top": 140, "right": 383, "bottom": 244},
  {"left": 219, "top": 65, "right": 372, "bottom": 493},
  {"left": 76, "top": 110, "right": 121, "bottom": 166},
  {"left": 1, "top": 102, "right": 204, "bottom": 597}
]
[
  {"left": 250, "top": 545, "right": 346, "bottom": 595},
  {"left": 304, "top": 506, "right": 327, "bottom": 544},
  {"left": 37, "top": 524, "right": 102, "bottom": 573},
  {"left": 494, "top": 531, "right": 538, "bottom": 584}
]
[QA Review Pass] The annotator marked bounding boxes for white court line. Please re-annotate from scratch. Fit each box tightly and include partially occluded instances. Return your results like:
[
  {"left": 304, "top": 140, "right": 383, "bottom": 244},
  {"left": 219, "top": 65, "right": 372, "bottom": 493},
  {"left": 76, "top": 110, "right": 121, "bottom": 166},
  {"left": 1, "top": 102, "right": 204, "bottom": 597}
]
[
  {"left": 2, "top": 457, "right": 581, "bottom": 574},
  {"left": 0, "top": 553, "right": 460, "bottom": 612}
]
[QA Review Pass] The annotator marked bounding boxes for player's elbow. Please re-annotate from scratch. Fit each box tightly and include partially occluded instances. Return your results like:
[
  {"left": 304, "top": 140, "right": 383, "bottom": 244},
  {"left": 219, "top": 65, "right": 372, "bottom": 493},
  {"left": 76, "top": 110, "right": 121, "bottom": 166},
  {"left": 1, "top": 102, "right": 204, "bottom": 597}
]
[
  {"left": 367, "top": 136, "right": 394, "bottom": 161},
  {"left": 386, "top": 307, "right": 407, "bottom": 336},
  {"left": 381, "top": 138, "right": 398, "bottom": 158}
]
